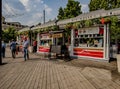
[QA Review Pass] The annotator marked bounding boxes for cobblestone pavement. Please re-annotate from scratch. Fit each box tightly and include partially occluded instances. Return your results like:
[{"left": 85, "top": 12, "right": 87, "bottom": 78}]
[{"left": 0, "top": 47, "right": 120, "bottom": 89}]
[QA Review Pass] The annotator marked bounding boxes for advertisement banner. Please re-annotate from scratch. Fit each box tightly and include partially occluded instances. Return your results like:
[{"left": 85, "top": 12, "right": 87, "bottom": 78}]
[{"left": 73, "top": 48, "right": 103, "bottom": 58}]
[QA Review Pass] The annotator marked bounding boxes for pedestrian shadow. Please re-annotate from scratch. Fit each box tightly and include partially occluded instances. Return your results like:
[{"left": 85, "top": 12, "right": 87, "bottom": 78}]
[
  {"left": 16, "top": 56, "right": 24, "bottom": 58},
  {"left": 28, "top": 57, "right": 42, "bottom": 61},
  {"left": 4, "top": 57, "right": 12, "bottom": 58},
  {"left": 0, "top": 62, "right": 8, "bottom": 66},
  {"left": 111, "top": 69, "right": 120, "bottom": 80}
]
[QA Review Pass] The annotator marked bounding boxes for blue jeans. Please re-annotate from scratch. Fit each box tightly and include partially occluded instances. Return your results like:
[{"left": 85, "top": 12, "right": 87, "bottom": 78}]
[
  {"left": 24, "top": 48, "right": 29, "bottom": 61},
  {"left": 1, "top": 47, "right": 5, "bottom": 58},
  {"left": 11, "top": 49, "right": 16, "bottom": 58}
]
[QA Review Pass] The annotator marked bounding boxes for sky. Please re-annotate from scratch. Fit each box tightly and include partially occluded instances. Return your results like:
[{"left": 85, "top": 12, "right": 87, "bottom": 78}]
[{"left": 2, "top": 0, "right": 90, "bottom": 26}]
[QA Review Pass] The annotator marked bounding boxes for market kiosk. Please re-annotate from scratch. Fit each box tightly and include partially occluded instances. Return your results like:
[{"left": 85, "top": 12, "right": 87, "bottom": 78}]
[
  {"left": 37, "top": 33, "right": 51, "bottom": 53},
  {"left": 37, "top": 30, "right": 65, "bottom": 55},
  {"left": 70, "top": 24, "right": 110, "bottom": 61}
]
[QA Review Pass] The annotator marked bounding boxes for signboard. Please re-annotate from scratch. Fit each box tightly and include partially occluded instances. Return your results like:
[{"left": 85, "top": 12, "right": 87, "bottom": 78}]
[
  {"left": 78, "top": 27, "right": 99, "bottom": 35},
  {"left": 39, "top": 46, "right": 50, "bottom": 53},
  {"left": 40, "top": 34, "right": 50, "bottom": 39},
  {"left": 52, "top": 33, "right": 63, "bottom": 38}
]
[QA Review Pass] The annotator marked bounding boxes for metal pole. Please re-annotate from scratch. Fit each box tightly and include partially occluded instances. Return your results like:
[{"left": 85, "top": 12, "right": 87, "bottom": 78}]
[
  {"left": 0, "top": 0, "right": 2, "bottom": 65},
  {"left": 70, "top": 29, "right": 74, "bottom": 56},
  {"left": 103, "top": 24, "right": 107, "bottom": 59},
  {"left": 43, "top": 10, "right": 45, "bottom": 24},
  {"left": 30, "top": 28, "right": 32, "bottom": 46},
  {"left": 106, "top": 23, "right": 110, "bottom": 60}
]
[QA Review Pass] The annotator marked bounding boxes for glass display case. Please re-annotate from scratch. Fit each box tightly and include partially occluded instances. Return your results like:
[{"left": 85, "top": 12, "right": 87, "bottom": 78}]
[{"left": 74, "top": 34, "right": 103, "bottom": 48}]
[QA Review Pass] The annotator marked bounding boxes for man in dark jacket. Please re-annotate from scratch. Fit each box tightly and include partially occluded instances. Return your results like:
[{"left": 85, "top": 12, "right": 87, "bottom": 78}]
[
  {"left": 1, "top": 40, "right": 6, "bottom": 58},
  {"left": 10, "top": 39, "right": 16, "bottom": 58}
]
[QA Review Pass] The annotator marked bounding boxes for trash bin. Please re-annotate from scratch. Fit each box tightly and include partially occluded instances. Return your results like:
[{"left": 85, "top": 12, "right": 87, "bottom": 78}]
[{"left": 117, "top": 54, "right": 120, "bottom": 73}]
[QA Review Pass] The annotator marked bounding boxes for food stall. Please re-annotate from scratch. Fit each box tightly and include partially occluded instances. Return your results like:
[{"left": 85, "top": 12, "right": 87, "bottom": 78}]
[
  {"left": 70, "top": 24, "right": 110, "bottom": 61},
  {"left": 37, "top": 33, "right": 52, "bottom": 53},
  {"left": 37, "top": 30, "right": 65, "bottom": 54}
]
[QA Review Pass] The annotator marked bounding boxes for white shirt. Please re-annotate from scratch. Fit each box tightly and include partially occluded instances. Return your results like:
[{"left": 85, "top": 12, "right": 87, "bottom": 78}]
[{"left": 23, "top": 40, "right": 29, "bottom": 48}]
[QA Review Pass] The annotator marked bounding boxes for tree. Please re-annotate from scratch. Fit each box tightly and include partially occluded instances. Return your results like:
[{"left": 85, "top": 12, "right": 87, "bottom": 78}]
[
  {"left": 2, "top": 27, "right": 17, "bottom": 42},
  {"left": 116, "top": 0, "right": 120, "bottom": 8},
  {"left": 89, "top": 0, "right": 101, "bottom": 11},
  {"left": 57, "top": 0, "right": 82, "bottom": 20},
  {"left": 110, "top": 16, "right": 120, "bottom": 43},
  {"left": 89, "top": 0, "right": 120, "bottom": 11},
  {"left": 57, "top": 7, "right": 64, "bottom": 20},
  {"left": 36, "top": 22, "right": 41, "bottom": 26}
]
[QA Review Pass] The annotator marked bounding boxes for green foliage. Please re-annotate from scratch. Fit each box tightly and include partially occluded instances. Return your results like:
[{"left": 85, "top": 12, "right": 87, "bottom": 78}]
[
  {"left": 32, "top": 30, "right": 38, "bottom": 40},
  {"left": 65, "top": 23, "right": 73, "bottom": 29},
  {"left": 52, "top": 25, "right": 59, "bottom": 31},
  {"left": 64, "top": 23, "right": 73, "bottom": 40},
  {"left": 38, "top": 29, "right": 44, "bottom": 33},
  {"left": 116, "top": 0, "right": 120, "bottom": 8},
  {"left": 2, "top": 27, "right": 17, "bottom": 42},
  {"left": 85, "top": 20, "right": 93, "bottom": 27},
  {"left": 89, "top": 0, "right": 102, "bottom": 11},
  {"left": 57, "top": 7, "right": 64, "bottom": 20},
  {"left": 72, "top": 22, "right": 81, "bottom": 29},
  {"left": 110, "top": 16, "right": 120, "bottom": 41},
  {"left": 57, "top": 0, "right": 82, "bottom": 20},
  {"left": 91, "top": 18, "right": 101, "bottom": 25},
  {"left": 89, "top": 0, "right": 120, "bottom": 11}
]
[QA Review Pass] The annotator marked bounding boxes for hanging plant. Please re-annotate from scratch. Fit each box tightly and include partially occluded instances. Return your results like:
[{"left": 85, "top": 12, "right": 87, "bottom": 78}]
[
  {"left": 21, "top": 31, "right": 25, "bottom": 35},
  {"left": 35, "top": 29, "right": 40, "bottom": 33},
  {"left": 92, "top": 18, "right": 101, "bottom": 25},
  {"left": 52, "top": 25, "right": 59, "bottom": 31},
  {"left": 25, "top": 31, "right": 28, "bottom": 35},
  {"left": 79, "top": 20, "right": 85, "bottom": 28},
  {"left": 72, "top": 22, "right": 81, "bottom": 29},
  {"left": 39, "top": 29, "right": 44, "bottom": 33},
  {"left": 18, "top": 31, "right": 21, "bottom": 35},
  {"left": 65, "top": 23, "right": 73, "bottom": 29},
  {"left": 99, "top": 17, "right": 111, "bottom": 24},
  {"left": 46, "top": 27, "right": 50, "bottom": 32},
  {"left": 104, "top": 17, "right": 111, "bottom": 23},
  {"left": 42, "top": 28, "right": 46, "bottom": 32},
  {"left": 28, "top": 30, "right": 31, "bottom": 38},
  {"left": 85, "top": 20, "right": 92, "bottom": 27}
]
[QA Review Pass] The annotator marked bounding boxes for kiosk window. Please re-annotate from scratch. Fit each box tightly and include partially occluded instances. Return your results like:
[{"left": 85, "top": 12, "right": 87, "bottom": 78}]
[
  {"left": 74, "top": 34, "right": 103, "bottom": 47},
  {"left": 40, "top": 40, "right": 51, "bottom": 46}
]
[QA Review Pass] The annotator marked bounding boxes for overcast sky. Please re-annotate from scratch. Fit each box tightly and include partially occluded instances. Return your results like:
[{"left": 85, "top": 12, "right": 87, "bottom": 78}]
[{"left": 2, "top": 0, "right": 90, "bottom": 26}]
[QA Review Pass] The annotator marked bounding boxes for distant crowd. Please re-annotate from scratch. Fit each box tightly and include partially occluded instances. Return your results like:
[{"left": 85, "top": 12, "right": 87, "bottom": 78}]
[{"left": 1, "top": 37, "right": 37, "bottom": 61}]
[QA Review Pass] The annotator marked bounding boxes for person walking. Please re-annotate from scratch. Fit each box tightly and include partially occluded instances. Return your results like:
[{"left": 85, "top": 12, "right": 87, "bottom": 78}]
[
  {"left": 23, "top": 37, "right": 29, "bottom": 61},
  {"left": 10, "top": 39, "right": 17, "bottom": 58},
  {"left": 1, "top": 40, "right": 6, "bottom": 58}
]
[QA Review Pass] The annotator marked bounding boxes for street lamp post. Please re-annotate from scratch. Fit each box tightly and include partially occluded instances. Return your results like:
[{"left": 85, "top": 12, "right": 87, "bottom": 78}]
[
  {"left": 30, "top": 26, "right": 34, "bottom": 46},
  {"left": 0, "top": 0, "right": 2, "bottom": 65},
  {"left": 29, "top": 26, "right": 34, "bottom": 53}
]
